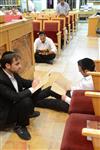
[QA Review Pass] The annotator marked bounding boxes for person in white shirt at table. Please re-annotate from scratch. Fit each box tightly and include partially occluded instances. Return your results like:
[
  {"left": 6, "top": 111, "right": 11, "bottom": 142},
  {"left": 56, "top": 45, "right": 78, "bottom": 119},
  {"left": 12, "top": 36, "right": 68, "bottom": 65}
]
[
  {"left": 34, "top": 31, "right": 57, "bottom": 64},
  {"left": 56, "top": 0, "right": 70, "bottom": 16}
]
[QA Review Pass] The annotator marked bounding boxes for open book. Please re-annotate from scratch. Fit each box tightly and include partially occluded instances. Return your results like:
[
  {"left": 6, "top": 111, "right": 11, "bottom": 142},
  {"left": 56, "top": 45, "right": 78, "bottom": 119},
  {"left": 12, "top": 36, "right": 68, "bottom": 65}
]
[
  {"left": 33, "top": 71, "right": 51, "bottom": 93},
  {"left": 51, "top": 74, "right": 71, "bottom": 95}
]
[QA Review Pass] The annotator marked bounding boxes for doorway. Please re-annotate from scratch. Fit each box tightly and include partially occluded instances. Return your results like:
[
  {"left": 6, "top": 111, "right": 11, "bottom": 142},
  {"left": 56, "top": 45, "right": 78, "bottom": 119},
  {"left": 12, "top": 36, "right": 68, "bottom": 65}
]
[{"left": 47, "top": 0, "right": 54, "bottom": 8}]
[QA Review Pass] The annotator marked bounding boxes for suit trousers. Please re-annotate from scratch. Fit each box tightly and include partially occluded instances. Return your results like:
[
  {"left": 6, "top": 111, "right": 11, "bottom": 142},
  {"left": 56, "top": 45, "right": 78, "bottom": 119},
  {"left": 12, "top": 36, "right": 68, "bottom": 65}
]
[
  {"left": 32, "top": 86, "right": 69, "bottom": 113},
  {"left": 6, "top": 97, "right": 33, "bottom": 127}
]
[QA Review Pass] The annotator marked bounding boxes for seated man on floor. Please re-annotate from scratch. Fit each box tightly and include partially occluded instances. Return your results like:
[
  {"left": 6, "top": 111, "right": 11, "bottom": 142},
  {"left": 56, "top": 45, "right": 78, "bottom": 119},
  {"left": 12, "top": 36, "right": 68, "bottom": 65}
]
[
  {"left": 61, "top": 58, "right": 95, "bottom": 104},
  {"left": 0, "top": 51, "right": 69, "bottom": 140},
  {"left": 35, "top": 58, "right": 95, "bottom": 112},
  {"left": 0, "top": 51, "right": 41, "bottom": 140},
  {"left": 34, "top": 31, "right": 57, "bottom": 64}
]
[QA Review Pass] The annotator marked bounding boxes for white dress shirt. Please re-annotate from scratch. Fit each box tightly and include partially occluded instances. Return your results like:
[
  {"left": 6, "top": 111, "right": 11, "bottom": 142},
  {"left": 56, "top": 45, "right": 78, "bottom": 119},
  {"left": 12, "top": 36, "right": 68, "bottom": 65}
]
[
  {"left": 71, "top": 75, "right": 94, "bottom": 95},
  {"left": 56, "top": 2, "right": 70, "bottom": 15},
  {"left": 65, "top": 75, "right": 94, "bottom": 105},
  {"left": 3, "top": 69, "right": 19, "bottom": 92},
  {"left": 34, "top": 37, "right": 57, "bottom": 54},
  {"left": 3, "top": 69, "right": 35, "bottom": 94}
]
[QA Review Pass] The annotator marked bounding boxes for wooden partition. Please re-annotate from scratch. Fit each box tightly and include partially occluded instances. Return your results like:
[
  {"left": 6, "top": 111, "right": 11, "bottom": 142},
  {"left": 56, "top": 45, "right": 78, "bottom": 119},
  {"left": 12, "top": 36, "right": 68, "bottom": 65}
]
[
  {"left": 88, "top": 16, "right": 100, "bottom": 37},
  {"left": 0, "top": 19, "right": 34, "bottom": 79},
  {"left": 85, "top": 91, "right": 100, "bottom": 116},
  {"left": 87, "top": 72, "right": 100, "bottom": 91},
  {"left": 95, "top": 60, "right": 100, "bottom": 72}
]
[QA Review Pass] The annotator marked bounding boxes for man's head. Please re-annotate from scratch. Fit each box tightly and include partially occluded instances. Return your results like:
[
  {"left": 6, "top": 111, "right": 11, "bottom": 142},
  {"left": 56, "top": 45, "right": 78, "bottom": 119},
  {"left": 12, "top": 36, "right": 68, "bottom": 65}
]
[
  {"left": 60, "top": 0, "right": 65, "bottom": 5},
  {"left": 78, "top": 58, "right": 95, "bottom": 77},
  {"left": 38, "top": 31, "right": 46, "bottom": 43},
  {"left": 0, "top": 51, "right": 21, "bottom": 74}
]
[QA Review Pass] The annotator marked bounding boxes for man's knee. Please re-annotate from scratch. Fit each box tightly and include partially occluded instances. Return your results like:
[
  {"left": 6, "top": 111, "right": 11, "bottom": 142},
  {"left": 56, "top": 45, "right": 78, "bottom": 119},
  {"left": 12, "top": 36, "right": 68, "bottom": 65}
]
[{"left": 18, "top": 97, "right": 33, "bottom": 110}]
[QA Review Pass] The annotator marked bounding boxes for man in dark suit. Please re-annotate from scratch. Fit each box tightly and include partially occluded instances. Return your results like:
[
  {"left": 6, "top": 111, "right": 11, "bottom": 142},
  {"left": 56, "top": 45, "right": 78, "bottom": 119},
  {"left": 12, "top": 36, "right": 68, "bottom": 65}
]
[
  {"left": 0, "top": 51, "right": 69, "bottom": 140},
  {"left": 0, "top": 51, "right": 43, "bottom": 140}
]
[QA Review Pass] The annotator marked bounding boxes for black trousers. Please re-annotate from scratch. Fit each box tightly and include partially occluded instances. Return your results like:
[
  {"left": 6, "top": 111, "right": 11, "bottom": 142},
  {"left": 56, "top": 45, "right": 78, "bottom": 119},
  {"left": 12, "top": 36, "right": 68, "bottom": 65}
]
[
  {"left": 35, "top": 52, "right": 56, "bottom": 63},
  {"left": 32, "top": 86, "right": 69, "bottom": 113},
  {"left": 6, "top": 97, "right": 33, "bottom": 127},
  {"left": 6, "top": 87, "right": 70, "bottom": 128}
]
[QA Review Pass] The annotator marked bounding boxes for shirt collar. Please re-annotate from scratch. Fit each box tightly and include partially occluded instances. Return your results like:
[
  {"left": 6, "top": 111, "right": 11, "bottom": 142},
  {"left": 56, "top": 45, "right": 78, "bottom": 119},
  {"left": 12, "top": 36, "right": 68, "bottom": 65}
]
[
  {"left": 3, "top": 69, "right": 14, "bottom": 79},
  {"left": 84, "top": 75, "right": 92, "bottom": 80}
]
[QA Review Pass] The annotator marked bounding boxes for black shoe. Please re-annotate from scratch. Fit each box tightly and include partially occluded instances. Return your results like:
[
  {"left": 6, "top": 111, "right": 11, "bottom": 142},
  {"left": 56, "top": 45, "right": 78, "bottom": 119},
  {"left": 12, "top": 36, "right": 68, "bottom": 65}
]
[
  {"left": 14, "top": 126, "right": 31, "bottom": 140},
  {"left": 29, "top": 111, "right": 40, "bottom": 118}
]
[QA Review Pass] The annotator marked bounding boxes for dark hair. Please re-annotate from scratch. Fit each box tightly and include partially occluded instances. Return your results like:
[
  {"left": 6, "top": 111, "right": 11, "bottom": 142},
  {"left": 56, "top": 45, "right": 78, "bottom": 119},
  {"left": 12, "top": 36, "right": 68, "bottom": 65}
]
[
  {"left": 0, "top": 51, "right": 21, "bottom": 69},
  {"left": 38, "top": 31, "right": 46, "bottom": 36},
  {"left": 78, "top": 58, "right": 95, "bottom": 71}
]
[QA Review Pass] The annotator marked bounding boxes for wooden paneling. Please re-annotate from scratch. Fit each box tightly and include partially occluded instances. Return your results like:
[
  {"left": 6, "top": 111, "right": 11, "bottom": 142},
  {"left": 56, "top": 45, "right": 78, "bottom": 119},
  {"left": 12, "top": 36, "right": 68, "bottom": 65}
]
[{"left": 0, "top": 19, "right": 34, "bottom": 79}]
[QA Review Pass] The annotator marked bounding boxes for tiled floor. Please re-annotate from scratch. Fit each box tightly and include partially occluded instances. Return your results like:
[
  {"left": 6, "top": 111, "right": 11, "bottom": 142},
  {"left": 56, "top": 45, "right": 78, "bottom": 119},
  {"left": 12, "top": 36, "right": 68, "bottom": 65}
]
[{"left": 0, "top": 23, "right": 99, "bottom": 150}]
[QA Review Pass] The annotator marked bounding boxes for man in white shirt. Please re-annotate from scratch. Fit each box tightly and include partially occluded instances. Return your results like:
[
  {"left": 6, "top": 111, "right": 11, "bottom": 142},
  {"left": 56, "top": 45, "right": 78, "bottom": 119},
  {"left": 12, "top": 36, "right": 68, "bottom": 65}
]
[
  {"left": 62, "top": 58, "right": 95, "bottom": 104},
  {"left": 28, "top": 0, "right": 35, "bottom": 12},
  {"left": 34, "top": 31, "right": 57, "bottom": 64},
  {"left": 56, "top": 0, "right": 70, "bottom": 16},
  {"left": 33, "top": 58, "right": 95, "bottom": 114}
]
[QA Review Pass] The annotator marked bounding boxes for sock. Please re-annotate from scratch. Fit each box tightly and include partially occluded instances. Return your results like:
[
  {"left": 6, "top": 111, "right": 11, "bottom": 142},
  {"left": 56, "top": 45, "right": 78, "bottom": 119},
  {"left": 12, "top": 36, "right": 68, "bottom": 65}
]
[{"left": 65, "top": 96, "right": 71, "bottom": 105}]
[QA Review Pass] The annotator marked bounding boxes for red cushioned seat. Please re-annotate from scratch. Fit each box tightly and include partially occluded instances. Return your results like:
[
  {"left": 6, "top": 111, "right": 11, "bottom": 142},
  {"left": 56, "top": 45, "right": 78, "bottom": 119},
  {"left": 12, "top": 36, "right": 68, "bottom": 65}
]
[
  {"left": 60, "top": 113, "right": 100, "bottom": 150},
  {"left": 43, "top": 20, "right": 61, "bottom": 44},
  {"left": 32, "top": 20, "right": 42, "bottom": 40},
  {"left": 4, "top": 15, "right": 22, "bottom": 22},
  {"left": 69, "top": 90, "right": 94, "bottom": 114}
]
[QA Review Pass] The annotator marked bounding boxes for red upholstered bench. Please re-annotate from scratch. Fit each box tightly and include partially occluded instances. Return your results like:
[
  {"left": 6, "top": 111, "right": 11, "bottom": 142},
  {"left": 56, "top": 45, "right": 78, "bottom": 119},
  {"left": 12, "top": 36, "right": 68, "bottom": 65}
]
[
  {"left": 4, "top": 15, "right": 22, "bottom": 22},
  {"left": 69, "top": 90, "right": 94, "bottom": 115},
  {"left": 60, "top": 113, "right": 100, "bottom": 150}
]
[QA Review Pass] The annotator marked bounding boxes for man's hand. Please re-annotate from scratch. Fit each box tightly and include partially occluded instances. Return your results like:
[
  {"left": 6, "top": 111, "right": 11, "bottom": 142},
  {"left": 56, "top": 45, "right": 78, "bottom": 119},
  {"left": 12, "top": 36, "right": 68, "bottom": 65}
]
[
  {"left": 38, "top": 49, "right": 49, "bottom": 55},
  {"left": 32, "top": 79, "right": 40, "bottom": 88}
]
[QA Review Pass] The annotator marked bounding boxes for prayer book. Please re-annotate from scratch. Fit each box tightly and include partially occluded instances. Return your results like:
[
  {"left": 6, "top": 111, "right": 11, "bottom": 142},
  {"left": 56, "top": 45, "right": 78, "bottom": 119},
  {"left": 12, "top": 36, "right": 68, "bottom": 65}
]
[{"left": 51, "top": 74, "right": 71, "bottom": 95}]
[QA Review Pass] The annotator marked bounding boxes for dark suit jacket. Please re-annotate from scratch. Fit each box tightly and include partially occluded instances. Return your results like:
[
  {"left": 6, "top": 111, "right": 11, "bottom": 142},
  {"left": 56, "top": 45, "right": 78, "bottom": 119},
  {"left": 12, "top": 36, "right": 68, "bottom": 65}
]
[{"left": 0, "top": 67, "right": 32, "bottom": 127}]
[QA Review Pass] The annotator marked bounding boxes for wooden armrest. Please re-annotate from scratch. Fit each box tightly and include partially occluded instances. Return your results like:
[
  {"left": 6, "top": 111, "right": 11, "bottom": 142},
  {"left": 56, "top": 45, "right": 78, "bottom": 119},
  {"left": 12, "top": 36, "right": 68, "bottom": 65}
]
[
  {"left": 85, "top": 91, "right": 100, "bottom": 116},
  {"left": 95, "top": 60, "right": 100, "bottom": 63},
  {"left": 56, "top": 31, "right": 61, "bottom": 36},
  {"left": 87, "top": 72, "right": 100, "bottom": 76},
  {"left": 82, "top": 128, "right": 100, "bottom": 138},
  {"left": 85, "top": 91, "right": 100, "bottom": 98},
  {"left": 82, "top": 128, "right": 100, "bottom": 150},
  {"left": 63, "top": 27, "right": 66, "bottom": 31}
]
